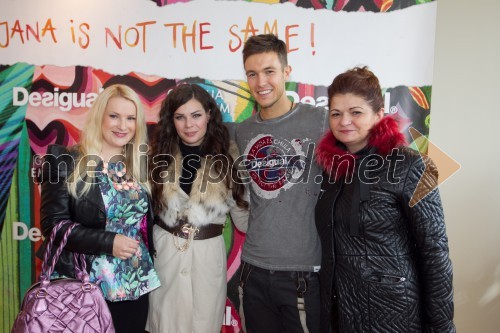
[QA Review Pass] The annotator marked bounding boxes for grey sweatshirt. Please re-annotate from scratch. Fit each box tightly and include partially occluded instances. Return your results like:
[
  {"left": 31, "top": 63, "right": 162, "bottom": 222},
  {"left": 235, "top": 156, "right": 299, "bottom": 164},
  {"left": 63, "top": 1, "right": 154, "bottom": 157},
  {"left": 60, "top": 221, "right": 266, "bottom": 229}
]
[{"left": 234, "top": 103, "right": 328, "bottom": 271}]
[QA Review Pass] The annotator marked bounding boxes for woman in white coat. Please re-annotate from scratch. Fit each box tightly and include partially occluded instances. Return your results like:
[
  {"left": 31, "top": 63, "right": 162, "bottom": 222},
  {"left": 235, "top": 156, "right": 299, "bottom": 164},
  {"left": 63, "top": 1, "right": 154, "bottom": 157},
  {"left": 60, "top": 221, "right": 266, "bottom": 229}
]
[{"left": 147, "top": 83, "right": 249, "bottom": 333}]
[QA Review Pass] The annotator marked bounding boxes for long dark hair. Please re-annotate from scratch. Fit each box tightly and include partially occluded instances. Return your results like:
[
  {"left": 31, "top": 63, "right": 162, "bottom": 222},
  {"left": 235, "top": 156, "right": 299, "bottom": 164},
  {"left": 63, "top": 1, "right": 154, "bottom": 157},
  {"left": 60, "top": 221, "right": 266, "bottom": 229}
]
[{"left": 150, "top": 83, "right": 248, "bottom": 212}]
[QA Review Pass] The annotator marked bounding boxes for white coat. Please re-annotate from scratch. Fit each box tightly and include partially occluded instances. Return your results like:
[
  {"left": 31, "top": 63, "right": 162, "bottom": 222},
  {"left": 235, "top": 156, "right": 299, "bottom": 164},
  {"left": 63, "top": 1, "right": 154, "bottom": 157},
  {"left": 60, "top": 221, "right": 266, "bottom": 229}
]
[{"left": 147, "top": 145, "right": 248, "bottom": 333}]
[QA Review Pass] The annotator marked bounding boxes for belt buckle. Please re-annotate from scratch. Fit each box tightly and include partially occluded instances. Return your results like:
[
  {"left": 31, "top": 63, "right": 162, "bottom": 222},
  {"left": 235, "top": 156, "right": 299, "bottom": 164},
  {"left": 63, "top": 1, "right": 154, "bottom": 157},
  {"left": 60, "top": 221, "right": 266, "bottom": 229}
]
[
  {"left": 173, "top": 223, "right": 199, "bottom": 252},
  {"left": 181, "top": 224, "right": 199, "bottom": 236}
]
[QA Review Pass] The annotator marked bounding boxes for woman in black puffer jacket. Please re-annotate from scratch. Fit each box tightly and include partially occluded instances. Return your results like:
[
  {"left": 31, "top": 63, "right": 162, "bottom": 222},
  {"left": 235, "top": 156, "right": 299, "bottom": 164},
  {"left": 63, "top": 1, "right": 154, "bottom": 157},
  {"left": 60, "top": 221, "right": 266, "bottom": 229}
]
[{"left": 315, "top": 66, "right": 455, "bottom": 332}]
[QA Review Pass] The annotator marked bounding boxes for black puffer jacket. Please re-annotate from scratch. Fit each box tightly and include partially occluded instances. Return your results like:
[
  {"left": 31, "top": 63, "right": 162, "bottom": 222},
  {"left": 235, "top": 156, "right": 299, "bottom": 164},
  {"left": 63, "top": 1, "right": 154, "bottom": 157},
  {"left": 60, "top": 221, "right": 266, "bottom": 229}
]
[
  {"left": 314, "top": 117, "right": 455, "bottom": 333},
  {"left": 39, "top": 144, "right": 155, "bottom": 278}
]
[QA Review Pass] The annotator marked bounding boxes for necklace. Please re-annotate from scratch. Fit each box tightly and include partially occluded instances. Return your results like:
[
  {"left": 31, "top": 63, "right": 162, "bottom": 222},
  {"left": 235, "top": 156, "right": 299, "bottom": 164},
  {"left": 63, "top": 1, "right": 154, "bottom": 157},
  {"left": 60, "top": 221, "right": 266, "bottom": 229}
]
[{"left": 101, "top": 162, "right": 142, "bottom": 193}]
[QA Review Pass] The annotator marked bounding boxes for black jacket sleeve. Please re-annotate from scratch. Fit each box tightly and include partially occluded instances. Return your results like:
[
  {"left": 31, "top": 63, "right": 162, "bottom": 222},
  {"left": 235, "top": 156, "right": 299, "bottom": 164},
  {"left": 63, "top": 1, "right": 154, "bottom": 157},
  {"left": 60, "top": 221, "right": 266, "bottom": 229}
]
[
  {"left": 401, "top": 153, "right": 455, "bottom": 333},
  {"left": 40, "top": 144, "right": 115, "bottom": 257}
]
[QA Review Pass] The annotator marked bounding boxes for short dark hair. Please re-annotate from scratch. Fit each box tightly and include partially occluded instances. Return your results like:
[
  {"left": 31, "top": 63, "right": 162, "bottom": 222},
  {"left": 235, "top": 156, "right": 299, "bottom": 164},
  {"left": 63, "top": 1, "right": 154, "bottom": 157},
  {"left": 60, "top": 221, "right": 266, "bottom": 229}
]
[
  {"left": 242, "top": 34, "right": 288, "bottom": 68},
  {"left": 327, "top": 66, "right": 384, "bottom": 112}
]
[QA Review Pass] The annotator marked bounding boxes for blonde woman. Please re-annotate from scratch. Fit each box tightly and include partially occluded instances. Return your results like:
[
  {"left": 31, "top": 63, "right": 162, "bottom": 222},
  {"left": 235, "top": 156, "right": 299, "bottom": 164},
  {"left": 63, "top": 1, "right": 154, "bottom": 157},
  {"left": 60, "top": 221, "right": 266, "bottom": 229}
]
[{"left": 40, "top": 84, "right": 160, "bottom": 333}]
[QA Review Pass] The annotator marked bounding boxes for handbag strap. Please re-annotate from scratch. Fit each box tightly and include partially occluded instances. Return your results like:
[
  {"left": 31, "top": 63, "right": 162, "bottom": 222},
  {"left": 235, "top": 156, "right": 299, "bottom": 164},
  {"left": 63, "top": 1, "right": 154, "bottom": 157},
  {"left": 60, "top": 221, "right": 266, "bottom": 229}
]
[
  {"left": 73, "top": 252, "right": 89, "bottom": 281},
  {"left": 40, "top": 220, "right": 87, "bottom": 282}
]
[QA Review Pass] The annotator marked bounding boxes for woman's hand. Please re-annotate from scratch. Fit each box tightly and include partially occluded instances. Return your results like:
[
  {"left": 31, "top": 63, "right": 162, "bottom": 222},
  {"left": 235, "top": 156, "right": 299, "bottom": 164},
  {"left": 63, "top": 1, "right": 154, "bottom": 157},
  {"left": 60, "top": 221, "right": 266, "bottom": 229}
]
[{"left": 112, "top": 234, "right": 139, "bottom": 259}]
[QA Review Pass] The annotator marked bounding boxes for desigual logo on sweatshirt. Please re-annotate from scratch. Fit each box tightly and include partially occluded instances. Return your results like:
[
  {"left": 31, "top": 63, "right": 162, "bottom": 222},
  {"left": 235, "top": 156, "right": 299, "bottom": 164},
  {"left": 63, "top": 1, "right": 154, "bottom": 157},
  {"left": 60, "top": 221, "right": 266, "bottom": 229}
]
[{"left": 243, "top": 134, "right": 310, "bottom": 199}]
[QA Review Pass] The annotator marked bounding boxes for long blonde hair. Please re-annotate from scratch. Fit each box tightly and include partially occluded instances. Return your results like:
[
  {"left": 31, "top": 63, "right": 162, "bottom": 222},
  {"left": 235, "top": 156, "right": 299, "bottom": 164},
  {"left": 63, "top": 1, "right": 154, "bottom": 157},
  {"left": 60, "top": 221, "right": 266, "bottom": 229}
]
[{"left": 67, "top": 84, "right": 150, "bottom": 197}]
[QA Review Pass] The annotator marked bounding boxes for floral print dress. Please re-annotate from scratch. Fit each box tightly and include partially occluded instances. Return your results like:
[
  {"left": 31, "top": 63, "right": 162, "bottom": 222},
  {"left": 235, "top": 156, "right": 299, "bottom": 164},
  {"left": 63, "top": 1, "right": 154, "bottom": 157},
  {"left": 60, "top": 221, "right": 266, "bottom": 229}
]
[{"left": 90, "top": 161, "right": 161, "bottom": 301}]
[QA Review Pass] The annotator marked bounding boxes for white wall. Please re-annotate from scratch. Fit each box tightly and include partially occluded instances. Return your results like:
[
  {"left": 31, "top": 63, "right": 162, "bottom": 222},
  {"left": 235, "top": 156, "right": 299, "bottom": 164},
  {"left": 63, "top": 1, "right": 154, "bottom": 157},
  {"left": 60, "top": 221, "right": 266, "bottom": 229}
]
[{"left": 432, "top": 0, "right": 500, "bottom": 331}]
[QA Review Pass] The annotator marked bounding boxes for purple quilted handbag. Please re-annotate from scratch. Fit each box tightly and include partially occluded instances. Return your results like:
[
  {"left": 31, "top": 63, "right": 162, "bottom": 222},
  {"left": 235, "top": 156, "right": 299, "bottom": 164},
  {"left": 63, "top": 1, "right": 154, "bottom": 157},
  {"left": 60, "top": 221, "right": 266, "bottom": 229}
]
[{"left": 11, "top": 220, "right": 115, "bottom": 333}]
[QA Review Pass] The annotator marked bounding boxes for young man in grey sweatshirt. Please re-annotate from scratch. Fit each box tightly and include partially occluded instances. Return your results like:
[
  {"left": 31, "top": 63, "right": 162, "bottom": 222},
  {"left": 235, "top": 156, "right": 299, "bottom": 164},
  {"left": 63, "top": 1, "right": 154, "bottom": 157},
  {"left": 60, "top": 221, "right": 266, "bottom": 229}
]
[{"left": 233, "top": 34, "right": 328, "bottom": 333}]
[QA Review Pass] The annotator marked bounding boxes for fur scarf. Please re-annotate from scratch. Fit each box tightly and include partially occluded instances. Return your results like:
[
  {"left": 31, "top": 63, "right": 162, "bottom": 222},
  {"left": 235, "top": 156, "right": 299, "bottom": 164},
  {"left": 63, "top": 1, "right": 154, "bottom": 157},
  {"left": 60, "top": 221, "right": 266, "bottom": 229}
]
[{"left": 157, "top": 144, "right": 239, "bottom": 228}]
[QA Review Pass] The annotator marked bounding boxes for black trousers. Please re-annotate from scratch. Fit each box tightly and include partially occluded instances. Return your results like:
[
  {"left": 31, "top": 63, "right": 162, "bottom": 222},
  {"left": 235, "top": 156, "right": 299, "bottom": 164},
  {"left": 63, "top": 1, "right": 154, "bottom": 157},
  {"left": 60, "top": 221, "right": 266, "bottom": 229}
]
[
  {"left": 241, "top": 262, "right": 320, "bottom": 333},
  {"left": 106, "top": 293, "right": 149, "bottom": 333}
]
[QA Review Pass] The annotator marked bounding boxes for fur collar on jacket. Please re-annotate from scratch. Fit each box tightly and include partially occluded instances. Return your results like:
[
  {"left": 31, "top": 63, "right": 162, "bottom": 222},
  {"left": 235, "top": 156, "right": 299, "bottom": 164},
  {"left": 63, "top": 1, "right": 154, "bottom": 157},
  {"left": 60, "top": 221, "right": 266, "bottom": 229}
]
[
  {"left": 158, "top": 144, "right": 239, "bottom": 228},
  {"left": 315, "top": 116, "right": 407, "bottom": 180}
]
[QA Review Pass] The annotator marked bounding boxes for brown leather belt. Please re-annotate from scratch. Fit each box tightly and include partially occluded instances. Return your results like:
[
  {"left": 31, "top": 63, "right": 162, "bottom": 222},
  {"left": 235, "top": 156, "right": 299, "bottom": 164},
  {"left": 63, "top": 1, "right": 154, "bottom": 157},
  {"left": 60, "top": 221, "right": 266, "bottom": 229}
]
[{"left": 157, "top": 220, "right": 224, "bottom": 240}]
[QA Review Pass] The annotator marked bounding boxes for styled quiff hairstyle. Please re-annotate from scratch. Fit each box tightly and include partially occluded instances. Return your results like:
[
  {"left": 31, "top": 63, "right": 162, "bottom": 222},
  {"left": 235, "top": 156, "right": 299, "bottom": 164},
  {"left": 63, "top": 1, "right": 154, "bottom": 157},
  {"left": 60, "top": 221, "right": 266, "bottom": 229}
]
[
  {"left": 149, "top": 83, "right": 248, "bottom": 212},
  {"left": 327, "top": 66, "right": 384, "bottom": 112},
  {"left": 67, "top": 84, "right": 149, "bottom": 197},
  {"left": 242, "top": 34, "right": 288, "bottom": 69}
]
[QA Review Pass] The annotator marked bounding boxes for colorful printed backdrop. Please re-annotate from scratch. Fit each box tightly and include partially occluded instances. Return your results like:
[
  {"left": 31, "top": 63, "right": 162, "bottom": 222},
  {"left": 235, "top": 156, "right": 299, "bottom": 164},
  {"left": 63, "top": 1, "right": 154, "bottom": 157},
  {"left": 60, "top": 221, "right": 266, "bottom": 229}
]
[{"left": 1, "top": 0, "right": 435, "bottom": 331}]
